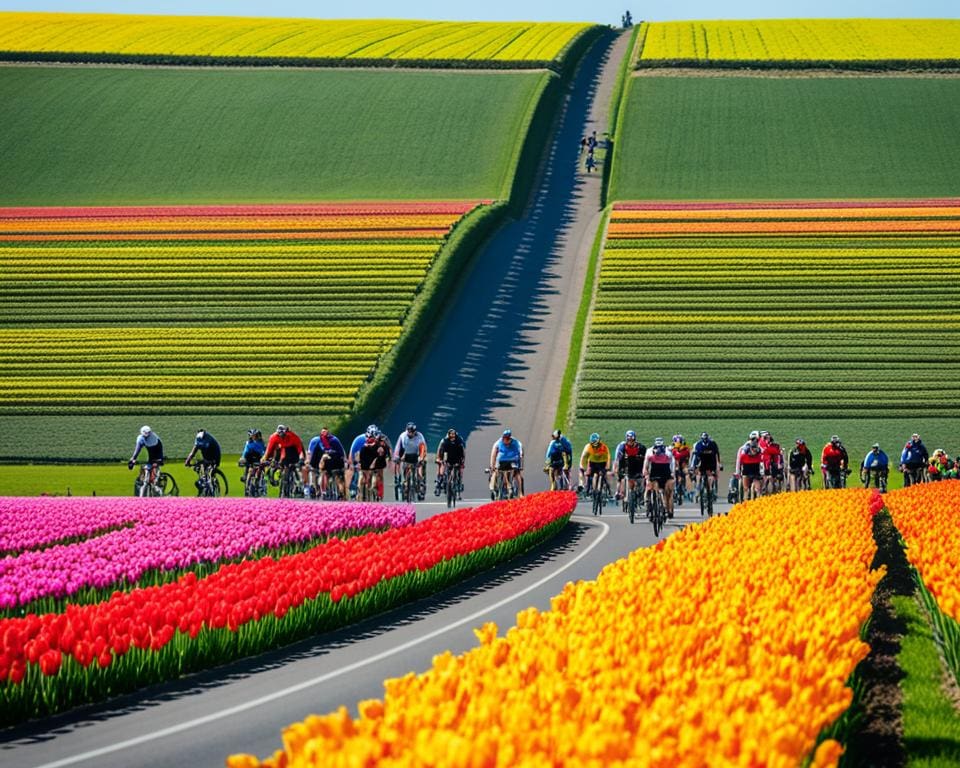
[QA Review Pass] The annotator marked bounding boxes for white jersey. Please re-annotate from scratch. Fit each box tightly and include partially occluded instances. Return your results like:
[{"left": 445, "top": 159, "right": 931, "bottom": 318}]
[{"left": 394, "top": 431, "right": 426, "bottom": 461}]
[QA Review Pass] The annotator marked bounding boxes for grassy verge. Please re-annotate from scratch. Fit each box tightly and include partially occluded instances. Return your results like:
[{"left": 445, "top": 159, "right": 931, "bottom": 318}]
[
  {"left": 896, "top": 594, "right": 960, "bottom": 766},
  {"left": 600, "top": 24, "right": 639, "bottom": 209},
  {"left": 553, "top": 207, "right": 610, "bottom": 430}
]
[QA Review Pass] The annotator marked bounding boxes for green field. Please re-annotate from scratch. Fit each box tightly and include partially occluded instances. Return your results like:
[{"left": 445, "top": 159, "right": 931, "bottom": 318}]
[
  {"left": 612, "top": 76, "right": 960, "bottom": 200},
  {"left": 0, "top": 66, "right": 549, "bottom": 204}
]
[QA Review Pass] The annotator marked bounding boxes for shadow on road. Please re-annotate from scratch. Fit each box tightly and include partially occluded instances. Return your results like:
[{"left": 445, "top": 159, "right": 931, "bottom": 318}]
[{"left": 0, "top": 520, "right": 593, "bottom": 747}]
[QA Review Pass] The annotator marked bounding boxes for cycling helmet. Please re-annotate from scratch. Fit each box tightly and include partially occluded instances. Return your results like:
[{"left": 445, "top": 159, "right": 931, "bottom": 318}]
[
  {"left": 625, "top": 430, "right": 636, "bottom": 440},
  {"left": 248, "top": 428, "right": 262, "bottom": 437},
  {"left": 760, "top": 430, "right": 770, "bottom": 438},
  {"left": 589, "top": 432, "right": 600, "bottom": 445},
  {"left": 672, "top": 434, "right": 683, "bottom": 444},
  {"left": 195, "top": 429, "right": 206, "bottom": 440},
  {"left": 871, "top": 443, "right": 880, "bottom": 450},
  {"left": 830, "top": 435, "right": 840, "bottom": 444},
  {"left": 447, "top": 428, "right": 457, "bottom": 436},
  {"left": 700, "top": 432, "right": 709, "bottom": 441},
  {"left": 552, "top": 429, "right": 561, "bottom": 439},
  {"left": 654, "top": 437, "right": 665, "bottom": 447},
  {"left": 276, "top": 424, "right": 288, "bottom": 435},
  {"left": 140, "top": 425, "right": 152, "bottom": 437},
  {"left": 911, "top": 433, "right": 921, "bottom": 442},
  {"left": 406, "top": 422, "right": 417, "bottom": 432},
  {"left": 749, "top": 430, "right": 759, "bottom": 440},
  {"left": 796, "top": 438, "right": 805, "bottom": 445},
  {"left": 503, "top": 428, "right": 512, "bottom": 437},
  {"left": 366, "top": 424, "right": 378, "bottom": 437}
]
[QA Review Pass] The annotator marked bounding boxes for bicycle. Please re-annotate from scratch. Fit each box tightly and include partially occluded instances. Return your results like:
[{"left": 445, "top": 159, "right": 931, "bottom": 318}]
[
  {"left": 902, "top": 465, "right": 927, "bottom": 487},
  {"left": 133, "top": 463, "right": 178, "bottom": 497},
  {"left": 399, "top": 460, "right": 424, "bottom": 503},
  {"left": 357, "top": 468, "right": 383, "bottom": 502},
  {"left": 486, "top": 464, "right": 518, "bottom": 501},
  {"left": 790, "top": 469, "right": 812, "bottom": 492},
  {"left": 320, "top": 469, "right": 346, "bottom": 500},
  {"left": 190, "top": 461, "right": 227, "bottom": 497},
  {"left": 646, "top": 485, "right": 668, "bottom": 538},
  {"left": 589, "top": 472, "right": 612, "bottom": 516},
  {"left": 443, "top": 463, "right": 464, "bottom": 508},
  {"left": 727, "top": 475, "right": 744, "bottom": 505},
  {"left": 862, "top": 467, "right": 888, "bottom": 493},
  {"left": 765, "top": 467, "right": 785, "bottom": 495},
  {"left": 623, "top": 474, "right": 644, "bottom": 524},
  {"left": 673, "top": 468, "right": 688, "bottom": 507},
  {"left": 823, "top": 467, "right": 850, "bottom": 490},
  {"left": 694, "top": 470, "right": 717, "bottom": 517},
  {"left": 239, "top": 460, "right": 268, "bottom": 497},
  {"left": 277, "top": 462, "right": 304, "bottom": 499},
  {"left": 547, "top": 464, "right": 570, "bottom": 491}
]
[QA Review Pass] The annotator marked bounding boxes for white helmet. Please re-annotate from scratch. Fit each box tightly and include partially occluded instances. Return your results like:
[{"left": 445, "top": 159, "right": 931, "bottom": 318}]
[{"left": 140, "top": 426, "right": 152, "bottom": 437}]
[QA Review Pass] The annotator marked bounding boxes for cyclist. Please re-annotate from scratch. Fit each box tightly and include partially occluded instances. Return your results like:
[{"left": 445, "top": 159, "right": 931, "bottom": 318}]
[
  {"left": 544, "top": 429, "right": 574, "bottom": 490},
  {"left": 307, "top": 427, "right": 347, "bottom": 500},
  {"left": 264, "top": 424, "right": 307, "bottom": 494},
  {"left": 489, "top": 428, "right": 522, "bottom": 498},
  {"left": 578, "top": 433, "right": 611, "bottom": 496},
  {"left": 672, "top": 434, "right": 691, "bottom": 504},
  {"left": 690, "top": 432, "right": 722, "bottom": 503},
  {"left": 761, "top": 432, "right": 785, "bottom": 494},
  {"left": 240, "top": 429, "right": 266, "bottom": 492},
  {"left": 347, "top": 425, "right": 377, "bottom": 500},
  {"left": 643, "top": 437, "right": 675, "bottom": 518},
  {"left": 929, "top": 449, "right": 951, "bottom": 481},
  {"left": 613, "top": 430, "right": 646, "bottom": 504},
  {"left": 128, "top": 426, "right": 165, "bottom": 491},
  {"left": 435, "top": 428, "right": 466, "bottom": 496},
  {"left": 184, "top": 429, "right": 222, "bottom": 491},
  {"left": 395, "top": 422, "right": 428, "bottom": 501},
  {"left": 861, "top": 443, "right": 889, "bottom": 490},
  {"left": 821, "top": 435, "right": 849, "bottom": 489},
  {"left": 900, "top": 433, "right": 929, "bottom": 487},
  {"left": 358, "top": 430, "right": 392, "bottom": 500},
  {"left": 736, "top": 431, "right": 764, "bottom": 501},
  {"left": 788, "top": 438, "right": 813, "bottom": 491}
]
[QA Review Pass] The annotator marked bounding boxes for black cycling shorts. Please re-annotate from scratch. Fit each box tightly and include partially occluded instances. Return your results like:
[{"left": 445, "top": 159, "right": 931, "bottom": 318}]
[
  {"left": 498, "top": 460, "right": 518, "bottom": 472},
  {"left": 320, "top": 454, "right": 345, "bottom": 472},
  {"left": 649, "top": 464, "right": 671, "bottom": 483},
  {"left": 741, "top": 463, "right": 761, "bottom": 478},
  {"left": 588, "top": 462, "right": 607, "bottom": 475}
]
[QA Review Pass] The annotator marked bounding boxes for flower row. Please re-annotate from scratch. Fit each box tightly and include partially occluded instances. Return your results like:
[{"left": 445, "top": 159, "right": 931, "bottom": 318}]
[
  {"left": 0, "top": 202, "right": 485, "bottom": 219},
  {"left": 1, "top": 497, "right": 414, "bottom": 612},
  {"left": 0, "top": 492, "right": 575, "bottom": 726},
  {"left": 230, "top": 489, "right": 880, "bottom": 767}
]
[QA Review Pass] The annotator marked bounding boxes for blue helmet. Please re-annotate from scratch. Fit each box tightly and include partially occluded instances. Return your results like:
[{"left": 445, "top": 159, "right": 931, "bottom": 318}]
[{"left": 589, "top": 432, "right": 600, "bottom": 445}]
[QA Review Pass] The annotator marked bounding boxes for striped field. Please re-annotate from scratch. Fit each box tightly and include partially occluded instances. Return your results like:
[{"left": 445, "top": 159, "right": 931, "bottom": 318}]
[
  {"left": 575, "top": 199, "right": 960, "bottom": 419},
  {"left": 0, "top": 202, "right": 483, "bottom": 416}
]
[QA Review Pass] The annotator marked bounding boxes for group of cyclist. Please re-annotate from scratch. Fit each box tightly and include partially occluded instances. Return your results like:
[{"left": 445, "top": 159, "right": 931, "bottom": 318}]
[{"left": 128, "top": 423, "right": 958, "bottom": 501}]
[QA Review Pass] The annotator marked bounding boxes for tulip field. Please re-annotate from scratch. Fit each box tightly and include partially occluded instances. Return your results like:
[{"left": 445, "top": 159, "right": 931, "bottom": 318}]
[
  {"left": 0, "top": 492, "right": 575, "bottom": 725},
  {"left": 0, "top": 202, "right": 483, "bottom": 417},
  {"left": 574, "top": 199, "right": 960, "bottom": 420},
  {"left": 229, "top": 489, "right": 883, "bottom": 767},
  {"left": 0, "top": 496, "right": 415, "bottom": 614},
  {"left": 0, "top": 12, "right": 593, "bottom": 67},
  {"left": 638, "top": 19, "right": 960, "bottom": 66}
]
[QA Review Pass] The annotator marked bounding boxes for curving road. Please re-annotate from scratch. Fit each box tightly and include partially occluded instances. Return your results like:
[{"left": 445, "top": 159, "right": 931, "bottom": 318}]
[
  {"left": 0, "top": 29, "right": 666, "bottom": 767},
  {"left": 378, "top": 30, "right": 633, "bottom": 500}
]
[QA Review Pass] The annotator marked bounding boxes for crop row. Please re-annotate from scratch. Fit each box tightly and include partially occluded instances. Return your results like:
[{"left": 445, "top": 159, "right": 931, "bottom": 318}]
[
  {"left": 0, "top": 202, "right": 478, "bottom": 416},
  {"left": 0, "top": 492, "right": 575, "bottom": 726},
  {"left": 638, "top": 19, "right": 960, "bottom": 63},
  {"left": 0, "top": 13, "right": 590, "bottom": 64},
  {"left": 574, "top": 200, "right": 959, "bottom": 420},
  {"left": 231, "top": 490, "right": 879, "bottom": 767}
]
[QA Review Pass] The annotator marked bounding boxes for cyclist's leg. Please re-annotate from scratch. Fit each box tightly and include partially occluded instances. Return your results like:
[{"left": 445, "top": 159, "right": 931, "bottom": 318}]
[{"left": 665, "top": 478, "right": 675, "bottom": 516}]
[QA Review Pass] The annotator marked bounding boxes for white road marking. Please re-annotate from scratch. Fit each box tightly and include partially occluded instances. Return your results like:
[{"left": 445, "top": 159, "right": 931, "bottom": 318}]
[{"left": 33, "top": 517, "right": 610, "bottom": 768}]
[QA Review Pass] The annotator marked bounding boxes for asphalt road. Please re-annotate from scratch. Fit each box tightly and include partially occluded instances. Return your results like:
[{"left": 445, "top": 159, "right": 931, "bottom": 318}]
[
  {"left": 0, "top": 498, "right": 733, "bottom": 768},
  {"left": 376, "top": 30, "right": 633, "bottom": 500}
]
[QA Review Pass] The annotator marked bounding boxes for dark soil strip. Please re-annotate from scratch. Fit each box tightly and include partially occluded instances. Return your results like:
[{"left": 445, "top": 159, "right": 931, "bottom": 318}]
[{"left": 842, "top": 511, "right": 912, "bottom": 767}]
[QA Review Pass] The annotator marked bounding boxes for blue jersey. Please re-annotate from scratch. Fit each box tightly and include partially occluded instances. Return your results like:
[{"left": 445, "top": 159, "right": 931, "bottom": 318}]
[
  {"left": 900, "top": 440, "right": 929, "bottom": 467},
  {"left": 309, "top": 434, "right": 345, "bottom": 460},
  {"left": 545, "top": 436, "right": 573, "bottom": 463},
  {"left": 494, "top": 438, "right": 521, "bottom": 463},
  {"left": 131, "top": 433, "right": 164, "bottom": 464},
  {"left": 863, "top": 450, "right": 889, "bottom": 470},
  {"left": 194, "top": 433, "right": 221, "bottom": 463},
  {"left": 349, "top": 434, "right": 367, "bottom": 463},
  {"left": 242, "top": 438, "right": 265, "bottom": 463}
]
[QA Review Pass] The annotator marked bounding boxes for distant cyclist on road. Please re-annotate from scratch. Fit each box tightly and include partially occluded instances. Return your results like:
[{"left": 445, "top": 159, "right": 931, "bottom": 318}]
[
  {"left": 240, "top": 429, "right": 266, "bottom": 490},
  {"left": 900, "top": 433, "right": 929, "bottom": 487},
  {"left": 643, "top": 437, "right": 676, "bottom": 518},
  {"left": 347, "top": 425, "right": 377, "bottom": 500},
  {"left": 788, "top": 438, "right": 813, "bottom": 491},
  {"left": 358, "top": 429, "right": 392, "bottom": 500},
  {"left": 861, "top": 443, "right": 889, "bottom": 490},
  {"left": 490, "top": 429, "right": 523, "bottom": 498},
  {"left": 435, "top": 428, "right": 466, "bottom": 495},
  {"left": 184, "top": 429, "right": 221, "bottom": 491},
  {"left": 544, "top": 429, "right": 574, "bottom": 490},
  {"left": 395, "top": 422, "right": 428, "bottom": 500},
  {"left": 736, "top": 431, "right": 765, "bottom": 501},
  {"left": 821, "top": 435, "right": 849, "bottom": 489},
  {"left": 613, "top": 430, "right": 646, "bottom": 503},
  {"left": 264, "top": 424, "right": 307, "bottom": 492},
  {"left": 128, "top": 426, "right": 164, "bottom": 485},
  {"left": 761, "top": 432, "right": 784, "bottom": 493},
  {"left": 690, "top": 432, "right": 722, "bottom": 502},
  {"left": 672, "top": 434, "right": 691, "bottom": 503},
  {"left": 307, "top": 427, "right": 347, "bottom": 499}
]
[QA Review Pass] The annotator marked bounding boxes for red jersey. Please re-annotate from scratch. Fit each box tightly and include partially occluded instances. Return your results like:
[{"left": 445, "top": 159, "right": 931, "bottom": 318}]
[
  {"left": 672, "top": 445, "right": 691, "bottom": 468},
  {"left": 763, "top": 442, "right": 784, "bottom": 471},
  {"left": 821, "top": 443, "right": 846, "bottom": 470},
  {"left": 738, "top": 443, "right": 763, "bottom": 467},
  {"left": 265, "top": 431, "right": 305, "bottom": 462}
]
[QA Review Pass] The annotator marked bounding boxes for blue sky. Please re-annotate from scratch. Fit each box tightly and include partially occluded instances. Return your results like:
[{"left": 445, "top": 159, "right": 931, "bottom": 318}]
[{"left": 2, "top": 0, "right": 958, "bottom": 23}]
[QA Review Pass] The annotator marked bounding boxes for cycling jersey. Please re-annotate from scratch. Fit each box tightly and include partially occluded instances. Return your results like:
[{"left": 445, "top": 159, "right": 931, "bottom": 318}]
[
  {"left": 131, "top": 433, "right": 164, "bottom": 464},
  {"left": 359, "top": 438, "right": 390, "bottom": 470},
  {"left": 615, "top": 440, "right": 646, "bottom": 477},
  {"left": 395, "top": 431, "right": 427, "bottom": 463},
  {"left": 900, "top": 440, "right": 929, "bottom": 468},
  {"left": 580, "top": 442, "right": 610, "bottom": 468},
  {"left": 194, "top": 433, "right": 221, "bottom": 464},
  {"left": 349, "top": 434, "right": 367, "bottom": 463},
  {"left": 821, "top": 444, "right": 847, "bottom": 471},
  {"left": 762, "top": 442, "right": 784, "bottom": 473},
  {"left": 672, "top": 444, "right": 691, "bottom": 469},
  {"left": 737, "top": 443, "right": 763, "bottom": 476},
  {"left": 788, "top": 447, "right": 812, "bottom": 473},
  {"left": 242, "top": 438, "right": 265, "bottom": 464},
  {"left": 308, "top": 434, "right": 346, "bottom": 470},
  {"left": 545, "top": 436, "right": 573, "bottom": 466},
  {"left": 265, "top": 431, "right": 304, "bottom": 465},
  {"left": 644, "top": 446, "right": 675, "bottom": 480},
  {"left": 862, "top": 450, "right": 888, "bottom": 471},
  {"left": 692, "top": 439, "right": 720, "bottom": 472},
  {"left": 437, "top": 436, "right": 466, "bottom": 465},
  {"left": 493, "top": 437, "right": 521, "bottom": 464}
]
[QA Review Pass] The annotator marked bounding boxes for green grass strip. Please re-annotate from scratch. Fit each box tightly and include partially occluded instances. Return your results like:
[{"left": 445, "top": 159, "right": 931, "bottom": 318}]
[
  {"left": 895, "top": 594, "right": 960, "bottom": 766},
  {"left": 600, "top": 24, "right": 639, "bottom": 209},
  {"left": 554, "top": 207, "right": 610, "bottom": 429}
]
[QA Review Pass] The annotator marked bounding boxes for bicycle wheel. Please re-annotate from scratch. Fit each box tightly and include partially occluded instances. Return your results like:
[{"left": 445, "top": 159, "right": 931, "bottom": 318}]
[
  {"left": 403, "top": 470, "right": 414, "bottom": 503},
  {"left": 244, "top": 471, "right": 259, "bottom": 497},
  {"left": 446, "top": 471, "right": 457, "bottom": 509},
  {"left": 698, "top": 480, "right": 706, "bottom": 517},
  {"left": 627, "top": 487, "right": 636, "bottom": 524},
  {"left": 651, "top": 493, "right": 664, "bottom": 537},
  {"left": 158, "top": 472, "right": 178, "bottom": 497},
  {"left": 212, "top": 469, "right": 227, "bottom": 497}
]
